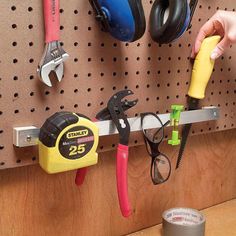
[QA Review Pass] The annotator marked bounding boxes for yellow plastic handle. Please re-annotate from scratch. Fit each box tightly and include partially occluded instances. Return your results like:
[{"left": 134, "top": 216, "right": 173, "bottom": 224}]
[{"left": 188, "top": 35, "right": 221, "bottom": 99}]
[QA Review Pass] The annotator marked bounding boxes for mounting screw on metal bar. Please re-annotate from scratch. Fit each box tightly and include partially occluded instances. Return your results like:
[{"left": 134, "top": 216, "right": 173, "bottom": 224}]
[
  {"left": 13, "top": 126, "right": 39, "bottom": 147},
  {"left": 203, "top": 106, "right": 220, "bottom": 119},
  {"left": 26, "top": 135, "right": 32, "bottom": 142}
]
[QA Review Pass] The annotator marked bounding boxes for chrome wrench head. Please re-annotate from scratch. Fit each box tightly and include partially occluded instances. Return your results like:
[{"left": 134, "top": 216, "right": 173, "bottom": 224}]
[{"left": 37, "top": 41, "right": 69, "bottom": 87}]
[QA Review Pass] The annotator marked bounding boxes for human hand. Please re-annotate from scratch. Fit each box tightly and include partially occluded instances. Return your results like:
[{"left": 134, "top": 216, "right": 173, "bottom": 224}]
[{"left": 191, "top": 10, "right": 236, "bottom": 59}]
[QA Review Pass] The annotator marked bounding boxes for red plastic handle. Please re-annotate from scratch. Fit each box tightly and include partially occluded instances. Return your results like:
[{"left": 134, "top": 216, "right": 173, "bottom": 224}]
[
  {"left": 44, "top": 0, "right": 60, "bottom": 42},
  {"left": 75, "top": 118, "right": 98, "bottom": 187},
  {"left": 116, "top": 144, "right": 131, "bottom": 217},
  {"left": 75, "top": 168, "right": 88, "bottom": 186}
]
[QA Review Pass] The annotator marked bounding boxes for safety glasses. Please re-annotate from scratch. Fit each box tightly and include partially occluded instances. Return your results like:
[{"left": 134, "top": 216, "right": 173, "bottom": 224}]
[{"left": 141, "top": 112, "right": 171, "bottom": 185}]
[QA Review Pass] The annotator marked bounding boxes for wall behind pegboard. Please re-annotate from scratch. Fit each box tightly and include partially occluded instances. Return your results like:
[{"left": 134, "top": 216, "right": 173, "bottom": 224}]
[{"left": 0, "top": 0, "right": 235, "bottom": 169}]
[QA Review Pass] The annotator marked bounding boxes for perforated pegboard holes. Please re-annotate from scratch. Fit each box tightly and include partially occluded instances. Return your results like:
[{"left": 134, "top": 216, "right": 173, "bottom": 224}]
[{"left": 0, "top": 1, "right": 235, "bottom": 169}]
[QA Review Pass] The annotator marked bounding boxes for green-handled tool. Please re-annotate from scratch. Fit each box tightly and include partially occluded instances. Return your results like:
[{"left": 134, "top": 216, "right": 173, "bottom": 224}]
[{"left": 176, "top": 35, "right": 221, "bottom": 169}]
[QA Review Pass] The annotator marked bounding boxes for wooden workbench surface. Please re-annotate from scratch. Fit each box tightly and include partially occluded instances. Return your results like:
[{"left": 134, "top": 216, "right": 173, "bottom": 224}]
[{"left": 128, "top": 199, "right": 236, "bottom": 236}]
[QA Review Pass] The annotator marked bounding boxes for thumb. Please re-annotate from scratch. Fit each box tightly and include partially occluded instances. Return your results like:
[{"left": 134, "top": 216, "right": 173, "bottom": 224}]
[{"left": 211, "top": 37, "right": 231, "bottom": 60}]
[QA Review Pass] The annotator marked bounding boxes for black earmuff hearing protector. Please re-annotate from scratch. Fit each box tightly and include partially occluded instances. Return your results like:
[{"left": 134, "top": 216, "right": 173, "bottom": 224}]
[
  {"left": 89, "top": 0, "right": 146, "bottom": 42},
  {"left": 89, "top": 0, "right": 197, "bottom": 43},
  {"left": 149, "top": 0, "right": 198, "bottom": 44}
]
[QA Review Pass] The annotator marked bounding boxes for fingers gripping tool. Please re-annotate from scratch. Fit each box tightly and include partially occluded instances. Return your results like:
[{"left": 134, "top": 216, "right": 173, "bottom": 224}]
[
  {"left": 38, "top": 0, "right": 69, "bottom": 87},
  {"left": 176, "top": 36, "right": 221, "bottom": 169}
]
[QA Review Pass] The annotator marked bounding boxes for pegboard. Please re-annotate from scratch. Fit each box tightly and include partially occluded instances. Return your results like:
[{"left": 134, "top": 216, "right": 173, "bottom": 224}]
[{"left": 0, "top": 0, "right": 235, "bottom": 169}]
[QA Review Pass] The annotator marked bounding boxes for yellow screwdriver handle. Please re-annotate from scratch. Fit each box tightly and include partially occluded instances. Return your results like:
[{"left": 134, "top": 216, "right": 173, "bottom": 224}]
[{"left": 188, "top": 35, "right": 221, "bottom": 99}]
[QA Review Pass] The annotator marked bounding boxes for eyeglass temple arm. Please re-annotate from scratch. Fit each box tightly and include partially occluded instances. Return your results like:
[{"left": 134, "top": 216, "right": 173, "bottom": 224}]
[{"left": 153, "top": 120, "right": 171, "bottom": 141}]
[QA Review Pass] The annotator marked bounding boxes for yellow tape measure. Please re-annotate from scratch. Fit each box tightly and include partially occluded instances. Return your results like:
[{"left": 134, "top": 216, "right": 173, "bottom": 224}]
[{"left": 38, "top": 112, "right": 99, "bottom": 174}]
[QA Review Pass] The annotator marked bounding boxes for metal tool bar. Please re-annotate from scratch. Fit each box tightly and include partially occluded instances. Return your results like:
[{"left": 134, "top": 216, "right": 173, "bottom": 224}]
[{"left": 13, "top": 107, "right": 219, "bottom": 147}]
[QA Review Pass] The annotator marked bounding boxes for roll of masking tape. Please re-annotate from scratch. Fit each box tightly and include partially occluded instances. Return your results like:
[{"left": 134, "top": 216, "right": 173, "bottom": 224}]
[{"left": 162, "top": 208, "right": 206, "bottom": 236}]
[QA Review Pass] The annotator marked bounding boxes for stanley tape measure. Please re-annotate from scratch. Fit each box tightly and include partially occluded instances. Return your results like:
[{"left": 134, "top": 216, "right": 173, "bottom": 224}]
[{"left": 39, "top": 112, "right": 99, "bottom": 174}]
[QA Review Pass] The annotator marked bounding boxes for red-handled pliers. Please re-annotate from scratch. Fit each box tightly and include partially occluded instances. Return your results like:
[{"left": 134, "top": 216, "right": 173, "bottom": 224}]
[
  {"left": 38, "top": 0, "right": 69, "bottom": 87},
  {"left": 75, "top": 97, "right": 138, "bottom": 186},
  {"left": 75, "top": 90, "right": 138, "bottom": 218},
  {"left": 107, "top": 90, "right": 138, "bottom": 217}
]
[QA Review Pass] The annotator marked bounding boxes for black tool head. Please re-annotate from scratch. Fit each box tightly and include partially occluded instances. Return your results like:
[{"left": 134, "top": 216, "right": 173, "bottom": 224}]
[
  {"left": 107, "top": 90, "right": 136, "bottom": 119},
  {"left": 96, "top": 98, "right": 138, "bottom": 121},
  {"left": 107, "top": 90, "right": 137, "bottom": 145},
  {"left": 108, "top": 89, "right": 134, "bottom": 105}
]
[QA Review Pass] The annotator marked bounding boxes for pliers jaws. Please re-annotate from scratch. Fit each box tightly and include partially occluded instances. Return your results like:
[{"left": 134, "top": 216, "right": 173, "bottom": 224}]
[
  {"left": 96, "top": 97, "right": 138, "bottom": 121},
  {"left": 107, "top": 90, "right": 137, "bottom": 145},
  {"left": 37, "top": 41, "right": 69, "bottom": 87}
]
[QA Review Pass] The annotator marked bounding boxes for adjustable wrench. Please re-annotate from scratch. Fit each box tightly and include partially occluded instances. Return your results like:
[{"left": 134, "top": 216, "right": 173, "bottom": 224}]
[{"left": 38, "top": 0, "right": 69, "bottom": 87}]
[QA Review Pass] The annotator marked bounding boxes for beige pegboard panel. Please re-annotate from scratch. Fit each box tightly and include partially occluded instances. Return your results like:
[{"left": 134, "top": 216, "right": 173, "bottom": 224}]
[{"left": 0, "top": 0, "right": 235, "bottom": 169}]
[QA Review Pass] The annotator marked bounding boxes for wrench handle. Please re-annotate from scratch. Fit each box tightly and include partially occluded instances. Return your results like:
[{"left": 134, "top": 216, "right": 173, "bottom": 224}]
[
  {"left": 44, "top": 0, "right": 60, "bottom": 42},
  {"left": 116, "top": 144, "right": 131, "bottom": 217}
]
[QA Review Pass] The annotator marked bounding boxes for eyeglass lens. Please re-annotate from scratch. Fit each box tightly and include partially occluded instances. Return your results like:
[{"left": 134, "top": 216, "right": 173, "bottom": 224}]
[
  {"left": 151, "top": 154, "right": 171, "bottom": 184},
  {"left": 141, "top": 112, "right": 171, "bottom": 185}
]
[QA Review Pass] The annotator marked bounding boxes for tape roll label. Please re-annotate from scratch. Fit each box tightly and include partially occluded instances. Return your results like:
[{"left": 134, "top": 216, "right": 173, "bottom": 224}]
[
  {"left": 165, "top": 209, "right": 204, "bottom": 225},
  {"left": 59, "top": 126, "right": 94, "bottom": 160}
]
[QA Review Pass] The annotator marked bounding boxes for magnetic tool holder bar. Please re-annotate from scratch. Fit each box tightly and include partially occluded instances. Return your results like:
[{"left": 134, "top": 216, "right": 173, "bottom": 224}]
[{"left": 13, "top": 107, "right": 219, "bottom": 148}]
